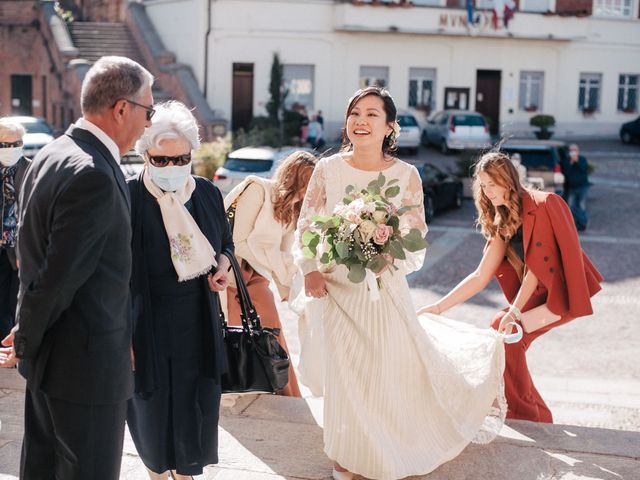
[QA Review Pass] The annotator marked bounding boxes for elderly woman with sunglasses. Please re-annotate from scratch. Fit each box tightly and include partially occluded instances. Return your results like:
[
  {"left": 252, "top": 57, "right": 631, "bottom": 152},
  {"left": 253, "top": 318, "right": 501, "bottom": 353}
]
[
  {"left": 0, "top": 118, "right": 30, "bottom": 341},
  {"left": 127, "top": 101, "right": 233, "bottom": 480}
]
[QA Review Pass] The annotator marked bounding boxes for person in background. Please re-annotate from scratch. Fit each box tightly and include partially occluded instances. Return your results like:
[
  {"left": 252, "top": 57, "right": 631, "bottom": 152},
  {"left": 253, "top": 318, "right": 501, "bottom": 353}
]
[
  {"left": 128, "top": 101, "right": 233, "bottom": 480},
  {"left": 307, "top": 114, "right": 324, "bottom": 150},
  {"left": 0, "top": 118, "right": 30, "bottom": 340},
  {"left": 509, "top": 152, "right": 527, "bottom": 186},
  {"left": 316, "top": 110, "right": 324, "bottom": 127},
  {"left": 224, "top": 151, "right": 317, "bottom": 397},
  {"left": 561, "top": 143, "right": 590, "bottom": 231}
]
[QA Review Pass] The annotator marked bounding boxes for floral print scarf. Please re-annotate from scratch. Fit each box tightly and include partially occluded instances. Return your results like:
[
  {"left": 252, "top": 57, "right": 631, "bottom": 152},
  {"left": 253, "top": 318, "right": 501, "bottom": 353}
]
[{"left": 142, "top": 167, "right": 217, "bottom": 281}]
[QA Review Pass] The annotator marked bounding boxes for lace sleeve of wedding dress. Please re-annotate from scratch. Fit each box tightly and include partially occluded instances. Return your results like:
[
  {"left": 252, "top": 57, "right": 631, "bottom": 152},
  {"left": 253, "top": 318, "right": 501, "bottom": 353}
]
[
  {"left": 294, "top": 159, "right": 327, "bottom": 275},
  {"left": 397, "top": 165, "right": 428, "bottom": 273}
]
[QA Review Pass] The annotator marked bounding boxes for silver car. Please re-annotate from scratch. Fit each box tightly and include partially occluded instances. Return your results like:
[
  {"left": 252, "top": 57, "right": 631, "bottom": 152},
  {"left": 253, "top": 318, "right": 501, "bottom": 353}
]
[
  {"left": 213, "top": 146, "right": 313, "bottom": 195},
  {"left": 422, "top": 110, "right": 491, "bottom": 154},
  {"left": 395, "top": 112, "right": 421, "bottom": 155},
  {"left": 11, "top": 116, "right": 55, "bottom": 158}
]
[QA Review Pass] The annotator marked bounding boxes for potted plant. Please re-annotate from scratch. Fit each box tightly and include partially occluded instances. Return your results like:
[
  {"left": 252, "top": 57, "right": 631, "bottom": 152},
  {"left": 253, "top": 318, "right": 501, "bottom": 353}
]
[
  {"left": 456, "top": 149, "right": 479, "bottom": 198},
  {"left": 530, "top": 114, "right": 555, "bottom": 139},
  {"left": 582, "top": 106, "right": 596, "bottom": 116},
  {"left": 524, "top": 105, "right": 538, "bottom": 112},
  {"left": 623, "top": 106, "right": 637, "bottom": 114}
]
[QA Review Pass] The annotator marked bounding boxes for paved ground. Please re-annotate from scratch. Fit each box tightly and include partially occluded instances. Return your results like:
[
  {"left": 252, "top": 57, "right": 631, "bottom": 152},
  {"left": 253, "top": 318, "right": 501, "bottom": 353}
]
[
  {"left": 1, "top": 373, "right": 639, "bottom": 480},
  {"left": 0, "top": 139, "right": 638, "bottom": 478}
]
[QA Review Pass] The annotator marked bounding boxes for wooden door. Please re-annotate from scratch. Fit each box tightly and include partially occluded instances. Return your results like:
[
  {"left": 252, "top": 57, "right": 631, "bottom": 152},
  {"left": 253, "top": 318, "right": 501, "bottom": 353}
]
[
  {"left": 476, "top": 70, "right": 501, "bottom": 135},
  {"left": 232, "top": 63, "right": 254, "bottom": 132}
]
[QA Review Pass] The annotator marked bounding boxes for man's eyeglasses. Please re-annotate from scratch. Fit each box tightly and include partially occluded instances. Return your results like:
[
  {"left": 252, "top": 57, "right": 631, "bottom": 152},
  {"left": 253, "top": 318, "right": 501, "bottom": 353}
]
[
  {"left": 148, "top": 153, "right": 192, "bottom": 167},
  {"left": 0, "top": 140, "right": 23, "bottom": 149},
  {"left": 114, "top": 98, "right": 155, "bottom": 121}
]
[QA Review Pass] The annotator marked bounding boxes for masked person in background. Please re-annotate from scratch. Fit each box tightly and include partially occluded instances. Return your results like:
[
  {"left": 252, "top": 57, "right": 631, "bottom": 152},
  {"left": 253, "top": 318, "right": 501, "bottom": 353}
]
[
  {"left": 0, "top": 118, "right": 30, "bottom": 340},
  {"left": 128, "top": 101, "right": 233, "bottom": 480}
]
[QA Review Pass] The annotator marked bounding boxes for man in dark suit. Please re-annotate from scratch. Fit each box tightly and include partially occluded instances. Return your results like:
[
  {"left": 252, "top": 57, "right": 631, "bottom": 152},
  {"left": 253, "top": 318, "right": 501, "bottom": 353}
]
[
  {"left": 0, "top": 118, "right": 31, "bottom": 340},
  {"left": 0, "top": 56, "right": 154, "bottom": 480}
]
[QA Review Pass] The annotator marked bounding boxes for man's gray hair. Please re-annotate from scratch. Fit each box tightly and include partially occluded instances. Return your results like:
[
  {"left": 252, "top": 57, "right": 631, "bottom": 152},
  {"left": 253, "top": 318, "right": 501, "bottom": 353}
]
[
  {"left": 81, "top": 56, "right": 154, "bottom": 115},
  {"left": 0, "top": 118, "right": 27, "bottom": 140},
  {"left": 135, "top": 101, "right": 200, "bottom": 154}
]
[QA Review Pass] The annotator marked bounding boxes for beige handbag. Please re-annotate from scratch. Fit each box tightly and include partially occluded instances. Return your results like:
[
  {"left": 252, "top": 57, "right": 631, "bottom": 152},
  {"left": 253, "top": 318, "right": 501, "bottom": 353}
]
[{"left": 520, "top": 304, "right": 562, "bottom": 333}]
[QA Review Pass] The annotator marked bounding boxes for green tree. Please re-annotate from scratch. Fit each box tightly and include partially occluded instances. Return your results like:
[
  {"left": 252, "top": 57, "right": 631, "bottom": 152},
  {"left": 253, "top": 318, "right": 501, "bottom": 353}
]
[{"left": 265, "top": 53, "right": 287, "bottom": 124}]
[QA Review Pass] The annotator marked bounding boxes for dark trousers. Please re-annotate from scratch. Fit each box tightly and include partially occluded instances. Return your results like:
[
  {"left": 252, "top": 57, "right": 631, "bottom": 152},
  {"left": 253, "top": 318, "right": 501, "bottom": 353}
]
[
  {"left": 20, "top": 387, "right": 127, "bottom": 480},
  {"left": 0, "top": 249, "right": 19, "bottom": 340},
  {"left": 566, "top": 185, "right": 589, "bottom": 230}
]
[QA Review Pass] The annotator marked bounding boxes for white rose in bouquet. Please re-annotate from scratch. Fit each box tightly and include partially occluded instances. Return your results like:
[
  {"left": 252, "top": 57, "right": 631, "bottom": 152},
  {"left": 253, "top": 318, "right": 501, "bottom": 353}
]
[{"left": 358, "top": 219, "right": 377, "bottom": 243}]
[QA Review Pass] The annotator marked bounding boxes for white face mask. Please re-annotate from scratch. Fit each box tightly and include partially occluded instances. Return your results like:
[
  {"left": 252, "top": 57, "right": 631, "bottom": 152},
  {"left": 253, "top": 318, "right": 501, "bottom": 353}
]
[
  {"left": 0, "top": 147, "right": 22, "bottom": 167},
  {"left": 148, "top": 164, "right": 191, "bottom": 192}
]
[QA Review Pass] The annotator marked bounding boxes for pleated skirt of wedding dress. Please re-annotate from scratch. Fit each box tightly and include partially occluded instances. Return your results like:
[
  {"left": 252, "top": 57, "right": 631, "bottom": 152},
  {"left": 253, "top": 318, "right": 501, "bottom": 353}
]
[{"left": 320, "top": 266, "right": 506, "bottom": 480}]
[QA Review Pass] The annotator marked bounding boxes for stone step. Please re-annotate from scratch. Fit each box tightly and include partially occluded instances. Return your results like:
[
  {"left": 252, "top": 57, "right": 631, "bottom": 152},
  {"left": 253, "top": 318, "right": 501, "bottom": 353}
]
[
  {"left": 0, "top": 359, "right": 639, "bottom": 479},
  {"left": 68, "top": 21, "right": 144, "bottom": 66}
]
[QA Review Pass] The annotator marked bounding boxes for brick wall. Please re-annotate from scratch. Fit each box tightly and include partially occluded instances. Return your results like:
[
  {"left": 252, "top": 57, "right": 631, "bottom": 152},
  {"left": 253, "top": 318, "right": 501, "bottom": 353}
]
[{"left": 0, "top": 1, "right": 76, "bottom": 129}]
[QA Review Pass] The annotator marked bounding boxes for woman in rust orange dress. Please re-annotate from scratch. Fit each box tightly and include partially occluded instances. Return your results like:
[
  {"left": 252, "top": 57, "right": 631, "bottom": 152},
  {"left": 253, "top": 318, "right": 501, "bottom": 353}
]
[
  {"left": 223, "top": 151, "right": 317, "bottom": 397},
  {"left": 419, "top": 151, "right": 602, "bottom": 423}
]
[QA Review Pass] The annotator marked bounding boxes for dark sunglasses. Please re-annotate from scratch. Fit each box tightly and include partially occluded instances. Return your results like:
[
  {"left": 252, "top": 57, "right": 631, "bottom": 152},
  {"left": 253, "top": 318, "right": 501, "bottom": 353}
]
[
  {"left": 148, "top": 153, "right": 192, "bottom": 167},
  {"left": 0, "top": 140, "right": 23, "bottom": 148},
  {"left": 113, "top": 98, "right": 156, "bottom": 121}
]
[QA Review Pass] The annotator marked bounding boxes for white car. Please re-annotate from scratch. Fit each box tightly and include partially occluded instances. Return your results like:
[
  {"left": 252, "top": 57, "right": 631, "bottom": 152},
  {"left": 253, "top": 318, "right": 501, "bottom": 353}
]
[
  {"left": 422, "top": 110, "right": 492, "bottom": 154},
  {"left": 395, "top": 112, "right": 421, "bottom": 155},
  {"left": 213, "top": 146, "right": 313, "bottom": 195},
  {"left": 11, "top": 116, "right": 55, "bottom": 158}
]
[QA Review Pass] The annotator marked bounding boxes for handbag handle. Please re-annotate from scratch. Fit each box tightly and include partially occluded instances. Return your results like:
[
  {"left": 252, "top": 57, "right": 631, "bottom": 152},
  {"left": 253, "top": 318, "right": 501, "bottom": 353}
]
[{"left": 223, "top": 252, "right": 263, "bottom": 332}]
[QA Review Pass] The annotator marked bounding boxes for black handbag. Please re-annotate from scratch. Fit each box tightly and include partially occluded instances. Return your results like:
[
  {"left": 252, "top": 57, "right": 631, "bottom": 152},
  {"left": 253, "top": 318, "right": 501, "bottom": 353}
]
[{"left": 219, "top": 252, "right": 290, "bottom": 394}]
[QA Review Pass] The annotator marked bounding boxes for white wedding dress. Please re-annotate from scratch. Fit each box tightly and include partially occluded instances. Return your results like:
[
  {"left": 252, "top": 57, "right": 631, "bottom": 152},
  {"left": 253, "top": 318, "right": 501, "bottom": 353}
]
[{"left": 294, "top": 154, "right": 506, "bottom": 480}]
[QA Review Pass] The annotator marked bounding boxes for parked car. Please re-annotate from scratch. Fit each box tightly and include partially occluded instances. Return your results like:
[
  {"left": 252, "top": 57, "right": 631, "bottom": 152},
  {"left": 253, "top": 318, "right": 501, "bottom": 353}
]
[
  {"left": 500, "top": 140, "right": 567, "bottom": 195},
  {"left": 422, "top": 110, "right": 491, "bottom": 154},
  {"left": 11, "top": 116, "right": 54, "bottom": 158},
  {"left": 120, "top": 150, "right": 145, "bottom": 179},
  {"left": 10, "top": 116, "right": 55, "bottom": 157},
  {"left": 213, "top": 146, "right": 314, "bottom": 195},
  {"left": 620, "top": 116, "right": 640, "bottom": 144},
  {"left": 396, "top": 111, "right": 421, "bottom": 155},
  {"left": 417, "top": 162, "right": 463, "bottom": 223}
]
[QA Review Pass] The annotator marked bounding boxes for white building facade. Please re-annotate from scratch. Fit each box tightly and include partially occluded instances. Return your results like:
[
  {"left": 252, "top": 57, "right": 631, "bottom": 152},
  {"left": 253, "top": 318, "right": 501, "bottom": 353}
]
[{"left": 141, "top": 0, "right": 640, "bottom": 140}]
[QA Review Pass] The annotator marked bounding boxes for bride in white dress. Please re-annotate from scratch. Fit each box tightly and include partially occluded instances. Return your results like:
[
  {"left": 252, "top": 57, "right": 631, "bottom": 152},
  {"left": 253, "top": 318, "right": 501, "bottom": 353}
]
[{"left": 295, "top": 87, "right": 508, "bottom": 480}]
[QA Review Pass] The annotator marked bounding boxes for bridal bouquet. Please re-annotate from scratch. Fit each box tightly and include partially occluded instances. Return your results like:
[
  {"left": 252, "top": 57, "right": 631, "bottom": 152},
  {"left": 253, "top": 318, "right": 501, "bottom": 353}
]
[{"left": 301, "top": 173, "right": 427, "bottom": 298}]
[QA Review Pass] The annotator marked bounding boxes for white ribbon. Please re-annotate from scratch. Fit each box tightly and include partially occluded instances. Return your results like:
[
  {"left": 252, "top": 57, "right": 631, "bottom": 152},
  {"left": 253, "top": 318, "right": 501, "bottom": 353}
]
[
  {"left": 365, "top": 269, "right": 380, "bottom": 302},
  {"left": 501, "top": 322, "right": 523, "bottom": 344}
]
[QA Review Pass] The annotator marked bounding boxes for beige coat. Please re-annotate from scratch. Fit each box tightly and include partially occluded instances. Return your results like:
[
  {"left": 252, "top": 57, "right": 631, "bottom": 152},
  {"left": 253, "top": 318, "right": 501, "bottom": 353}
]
[{"left": 224, "top": 176, "right": 297, "bottom": 299}]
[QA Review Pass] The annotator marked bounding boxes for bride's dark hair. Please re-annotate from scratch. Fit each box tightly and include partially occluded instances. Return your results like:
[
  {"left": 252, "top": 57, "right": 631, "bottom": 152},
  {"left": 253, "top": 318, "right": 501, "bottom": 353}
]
[{"left": 340, "top": 86, "right": 398, "bottom": 156}]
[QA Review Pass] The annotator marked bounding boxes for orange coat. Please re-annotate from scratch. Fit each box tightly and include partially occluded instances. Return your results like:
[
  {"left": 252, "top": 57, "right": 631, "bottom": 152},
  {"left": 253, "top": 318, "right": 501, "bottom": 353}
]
[{"left": 494, "top": 190, "right": 603, "bottom": 319}]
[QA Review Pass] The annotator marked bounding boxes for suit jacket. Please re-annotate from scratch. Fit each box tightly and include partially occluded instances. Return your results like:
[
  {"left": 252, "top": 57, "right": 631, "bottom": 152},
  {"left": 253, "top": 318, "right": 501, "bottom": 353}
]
[
  {"left": 3, "top": 156, "right": 31, "bottom": 269},
  {"left": 128, "top": 173, "right": 234, "bottom": 395},
  {"left": 495, "top": 190, "right": 603, "bottom": 320},
  {"left": 14, "top": 125, "right": 134, "bottom": 405}
]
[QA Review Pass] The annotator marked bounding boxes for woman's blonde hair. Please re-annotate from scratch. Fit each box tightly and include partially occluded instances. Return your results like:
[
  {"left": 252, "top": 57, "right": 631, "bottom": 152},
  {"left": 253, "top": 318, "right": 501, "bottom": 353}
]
[
  {"left": 272, "top": 151, "right": 317, "bottom": 227},
  {"left": 473, "top": 151, "right": 526, "bottom": 279}
]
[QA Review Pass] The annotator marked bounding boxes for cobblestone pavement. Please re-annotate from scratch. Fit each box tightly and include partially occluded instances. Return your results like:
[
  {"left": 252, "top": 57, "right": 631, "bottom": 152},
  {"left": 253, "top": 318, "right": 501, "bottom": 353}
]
[{"left": 278, "top": 140, "right": 640, "bottom": 432}]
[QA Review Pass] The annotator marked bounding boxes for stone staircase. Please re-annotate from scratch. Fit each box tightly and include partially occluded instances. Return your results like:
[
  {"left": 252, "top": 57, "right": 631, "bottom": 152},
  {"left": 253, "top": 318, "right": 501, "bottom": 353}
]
[
  {"left": 67, "top": 21, "right": 171, "bottom": 102},
  {"left": 68, "top": 22, "right": 143, "bottom": 64}
]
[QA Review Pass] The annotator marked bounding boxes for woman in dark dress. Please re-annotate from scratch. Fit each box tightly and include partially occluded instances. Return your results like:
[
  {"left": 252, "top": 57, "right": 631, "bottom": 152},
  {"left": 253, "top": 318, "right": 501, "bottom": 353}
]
[{"left": 127, "top": 101, "right": 233, "bottom": 480}]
